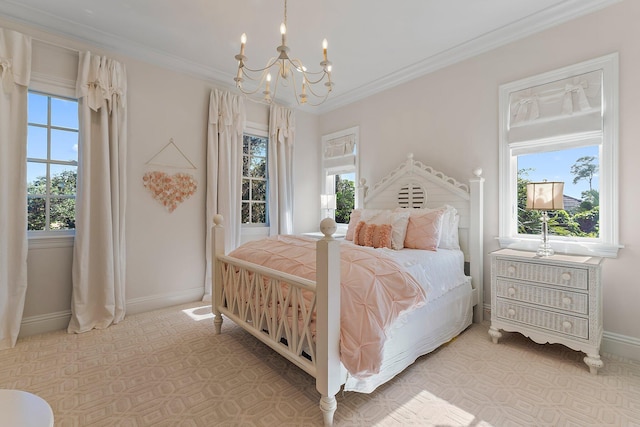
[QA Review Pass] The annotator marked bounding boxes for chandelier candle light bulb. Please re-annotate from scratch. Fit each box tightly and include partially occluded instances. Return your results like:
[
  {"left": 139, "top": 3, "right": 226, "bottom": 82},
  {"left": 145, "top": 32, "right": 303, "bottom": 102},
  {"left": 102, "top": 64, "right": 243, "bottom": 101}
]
[{"left": 240, "top": 33, "right": 246, "bottom": 56}]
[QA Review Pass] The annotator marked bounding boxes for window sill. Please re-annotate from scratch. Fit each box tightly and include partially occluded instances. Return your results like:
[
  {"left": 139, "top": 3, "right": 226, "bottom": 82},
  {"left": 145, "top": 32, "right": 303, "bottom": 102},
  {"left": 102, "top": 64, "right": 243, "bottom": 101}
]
[
  {"left": 28, "top": 234, "right": 74, "bottom": 250},
  {"left": 497, "top": 236, "right": 622, "bottom": 258}
]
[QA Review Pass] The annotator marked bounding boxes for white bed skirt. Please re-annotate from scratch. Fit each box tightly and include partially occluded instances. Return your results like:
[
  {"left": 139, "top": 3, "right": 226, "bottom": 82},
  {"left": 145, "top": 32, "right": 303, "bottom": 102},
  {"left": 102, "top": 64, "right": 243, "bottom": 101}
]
[{"left": 343, "top": 280, "right": 473, "bottom": 393}]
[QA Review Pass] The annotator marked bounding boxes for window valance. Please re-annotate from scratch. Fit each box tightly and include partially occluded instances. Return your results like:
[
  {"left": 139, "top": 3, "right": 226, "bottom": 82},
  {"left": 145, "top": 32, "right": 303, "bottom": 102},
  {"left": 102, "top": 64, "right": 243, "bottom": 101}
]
[
  {"left": 323, "top": 133, "right": 357, "bottom": 175},
  {"left": 507, "top": 69, "right": 602, "bottom": 144},
  {"left": 0, "top": 28, "right": 31, "bottom": 90},
  {"left": 76, "top": 51, "right": 127, "bottom": 112}
]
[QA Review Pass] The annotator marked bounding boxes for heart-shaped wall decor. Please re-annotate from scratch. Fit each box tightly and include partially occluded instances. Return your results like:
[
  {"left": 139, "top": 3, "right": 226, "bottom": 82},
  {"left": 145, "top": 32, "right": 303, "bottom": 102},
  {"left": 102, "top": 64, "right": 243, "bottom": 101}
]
[{"left": 143, "top": 171, "right": 197, "bottom": 213}]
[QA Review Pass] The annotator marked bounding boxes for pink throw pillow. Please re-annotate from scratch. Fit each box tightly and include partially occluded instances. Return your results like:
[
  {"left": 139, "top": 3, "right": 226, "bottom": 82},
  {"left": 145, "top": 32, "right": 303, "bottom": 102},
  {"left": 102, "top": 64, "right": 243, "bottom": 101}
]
[
  {"left": 369, "top": 223, "right": 392, "bottom": 249},
  {"left": 354, "top": 222, "right": 392, "bottom": 249},
  {"left": 403, "top": 209, "right": 445, "bottom": 251},
  {"left": 354, "top": 221, "right": 367, "bottom": 246}
]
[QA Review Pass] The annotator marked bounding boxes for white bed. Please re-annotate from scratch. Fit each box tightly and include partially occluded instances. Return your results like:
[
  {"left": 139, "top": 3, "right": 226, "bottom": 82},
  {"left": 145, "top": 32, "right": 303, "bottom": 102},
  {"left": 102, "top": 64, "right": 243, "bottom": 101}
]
[{"left": 211, "top": 154, "right": 484, "bottom": 426}]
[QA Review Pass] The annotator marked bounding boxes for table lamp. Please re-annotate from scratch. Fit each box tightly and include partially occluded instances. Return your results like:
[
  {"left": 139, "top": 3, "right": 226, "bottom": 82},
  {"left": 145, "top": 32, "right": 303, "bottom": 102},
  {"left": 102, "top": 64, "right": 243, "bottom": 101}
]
[{"left": 526, "top": 181, "right": 564, "bottom": 256}]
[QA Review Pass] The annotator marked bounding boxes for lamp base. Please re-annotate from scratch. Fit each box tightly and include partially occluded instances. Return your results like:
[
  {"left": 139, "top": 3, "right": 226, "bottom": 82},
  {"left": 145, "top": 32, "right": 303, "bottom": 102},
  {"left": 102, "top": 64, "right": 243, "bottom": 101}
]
[
  {"left": 536, "top": 242, "right": 555, "bottom": 257},
  {"left": 537, "top": 211, "right": 554, "bottom": 257}
]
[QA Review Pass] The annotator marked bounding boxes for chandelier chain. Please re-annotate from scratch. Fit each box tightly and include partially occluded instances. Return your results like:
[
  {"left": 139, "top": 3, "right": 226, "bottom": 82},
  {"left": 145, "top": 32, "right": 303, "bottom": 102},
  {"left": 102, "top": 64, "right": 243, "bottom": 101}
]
[{"left": 284, "top": 0, "right": 287, "bottom": 28}]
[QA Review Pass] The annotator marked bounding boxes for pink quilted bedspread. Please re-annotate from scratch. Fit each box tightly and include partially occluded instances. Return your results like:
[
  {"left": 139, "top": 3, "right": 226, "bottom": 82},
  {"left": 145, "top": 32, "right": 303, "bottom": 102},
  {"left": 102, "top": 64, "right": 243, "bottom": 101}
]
[{"left": 229, "top": 235, "right": 426, "bottom": 378}]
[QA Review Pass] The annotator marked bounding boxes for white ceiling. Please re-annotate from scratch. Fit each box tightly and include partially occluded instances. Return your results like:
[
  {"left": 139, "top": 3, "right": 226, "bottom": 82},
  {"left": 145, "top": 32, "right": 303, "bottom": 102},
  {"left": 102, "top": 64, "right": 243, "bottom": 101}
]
[{"left": 0, "top": 0, "right": 620, "bottom": 113}]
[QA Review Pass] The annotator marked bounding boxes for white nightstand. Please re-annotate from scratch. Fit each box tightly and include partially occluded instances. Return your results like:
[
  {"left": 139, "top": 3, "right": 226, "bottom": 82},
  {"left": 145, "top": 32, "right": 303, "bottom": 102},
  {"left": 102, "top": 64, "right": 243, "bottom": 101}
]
[{"left": 488, "top": 249, "right": 604, "bottom": 374}]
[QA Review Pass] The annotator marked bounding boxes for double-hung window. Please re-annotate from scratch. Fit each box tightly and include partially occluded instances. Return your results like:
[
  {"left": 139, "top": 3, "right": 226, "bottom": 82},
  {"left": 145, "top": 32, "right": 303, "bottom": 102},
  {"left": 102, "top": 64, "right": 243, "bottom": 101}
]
[
  {"left": 498, "top": 53, "right": 620, "bottom": 257},
  {"left": 27, "top": 91, "right": 79, "bottom": 235},
  {"left": 321, "top": 127, "right": 359, "bottom": 228},
  {"left": 242, "top": 129, "right": 268, "bottom": 225}
]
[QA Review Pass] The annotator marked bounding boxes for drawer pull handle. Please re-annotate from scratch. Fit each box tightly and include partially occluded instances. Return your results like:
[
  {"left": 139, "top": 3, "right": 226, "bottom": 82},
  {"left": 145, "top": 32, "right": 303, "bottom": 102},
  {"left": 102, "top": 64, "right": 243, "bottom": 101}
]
[
  {"left": 562, "top": 321, "right": 573, "bottom": 330},
  {"left": 507, "top": 308, "right": 516, "bottom": 317},
  {"left": 507, "top": 287, "right": 516, "bottom": 296},
  {"left": 561, "top": 272, "right": 572, "bottom": 281},
  {"left": 562, "top": 296, "right": 572, "bottom": 305},
  {"left": 507, "top": 266, "right": 516, "bottom": 274}
]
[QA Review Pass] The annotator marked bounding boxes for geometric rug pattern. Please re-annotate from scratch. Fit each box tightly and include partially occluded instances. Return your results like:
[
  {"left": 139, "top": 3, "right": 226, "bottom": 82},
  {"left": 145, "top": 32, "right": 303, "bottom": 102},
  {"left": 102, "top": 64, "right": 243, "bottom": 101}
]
[{"left": 1, "top": 302, "right": 639, "bottom": 426}]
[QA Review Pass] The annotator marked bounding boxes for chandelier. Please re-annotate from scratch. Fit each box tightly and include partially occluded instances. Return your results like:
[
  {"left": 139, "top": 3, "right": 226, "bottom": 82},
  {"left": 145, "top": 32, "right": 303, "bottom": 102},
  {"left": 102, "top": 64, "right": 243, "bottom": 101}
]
[{"left": 233, "top": 0, "right": 333, "bottom": 106}]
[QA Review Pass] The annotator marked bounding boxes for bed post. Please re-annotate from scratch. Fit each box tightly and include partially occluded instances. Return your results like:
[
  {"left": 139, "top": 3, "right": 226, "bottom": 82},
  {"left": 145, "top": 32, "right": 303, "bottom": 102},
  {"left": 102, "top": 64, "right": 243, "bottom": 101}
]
[
  {"left": 469, "top": 168, "right": 485, "bottom": 323},
  {"left": 315, "top": 218, "right": 341, "bottom": 426},
  {"left": 212, "top": 214, "right": 225, "bottom": 334}
]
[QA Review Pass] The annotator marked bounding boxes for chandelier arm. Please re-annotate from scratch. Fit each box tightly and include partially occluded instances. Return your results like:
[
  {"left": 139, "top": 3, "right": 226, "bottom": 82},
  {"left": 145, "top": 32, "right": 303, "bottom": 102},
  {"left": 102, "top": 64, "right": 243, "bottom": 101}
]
[
  {"left": 304, "top": 92, "right": 331, "bottom": 107},
  {"left": 236, "top": 84, "right": 268, "bottom": 97},
  {"left": 305, "top": 82, "right": 332, "bottom": 98},
  {"left": 300, "top": 69, "right": 329, "bottom": 77},
  {"left": 270, "top": 67, "right": 282, "bottom": 101},
  {"left": 302, "top": 72, "right": 330, "bottom": 86},
  {"left": 240, "top": 57, "right": 281, "bottom": 74}
]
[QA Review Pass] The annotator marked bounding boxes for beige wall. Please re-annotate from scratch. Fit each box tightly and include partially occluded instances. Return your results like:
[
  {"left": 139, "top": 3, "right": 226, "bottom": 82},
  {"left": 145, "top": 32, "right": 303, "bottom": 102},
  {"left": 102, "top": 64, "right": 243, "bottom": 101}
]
[
  {"left": 1, "top": 16, "right": 320, "bottom": 334},
  {"left": 319, "top": 0, "right": 640, "bottom": 358}
]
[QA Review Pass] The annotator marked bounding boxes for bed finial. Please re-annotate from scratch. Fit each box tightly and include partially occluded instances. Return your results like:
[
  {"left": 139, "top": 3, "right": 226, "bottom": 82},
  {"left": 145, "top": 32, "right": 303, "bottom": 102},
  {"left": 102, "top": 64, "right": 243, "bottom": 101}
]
[
  {"left": 213, "top": 214, "right": 224, "bottom": 226},
  {"left": 320, "top": 218, "right": 337, "bottom": 239},
  {"left": 473, "top": 168, "right": 483, "bottom": 178}
]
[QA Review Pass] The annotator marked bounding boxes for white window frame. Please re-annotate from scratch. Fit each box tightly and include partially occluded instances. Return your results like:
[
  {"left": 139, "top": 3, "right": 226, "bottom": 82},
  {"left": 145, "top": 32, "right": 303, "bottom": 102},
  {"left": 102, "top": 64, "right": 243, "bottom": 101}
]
[
  {"left": 27, "top": 76, "right": 78, "bottom": 248},
  {"left": 321, "top": 126, "right": 359, "bottom": 229},
  {"left": 241, "top": 121, "right": 269, "bottom": 230},
  {"left": 498, "top": 53, "right": 620, "bottom": 258}
]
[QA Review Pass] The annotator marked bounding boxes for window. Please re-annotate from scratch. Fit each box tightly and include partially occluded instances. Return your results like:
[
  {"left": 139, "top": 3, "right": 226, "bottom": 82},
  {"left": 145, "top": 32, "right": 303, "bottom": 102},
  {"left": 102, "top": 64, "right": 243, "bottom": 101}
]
[
  {"left": 242, "top": 132, "right": 268, "bottom": 225},
  {"left": 322, "top": 127, "right": 359, "bottom": 226},
  {"left": 498, "top": 53, "right": 619, "bottom": 257},
  {"left": 27, "top": 91, "right": 79, "bottom": 233}
]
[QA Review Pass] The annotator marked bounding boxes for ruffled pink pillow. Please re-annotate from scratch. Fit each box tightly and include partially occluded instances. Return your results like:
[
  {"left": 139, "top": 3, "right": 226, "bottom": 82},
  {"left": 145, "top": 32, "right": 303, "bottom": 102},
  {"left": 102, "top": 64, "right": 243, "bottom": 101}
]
[
  {"left": 354, "top": 220, "right": 367, "bottom": 245},
  {"left": 354, "top": 221, "right": 392, "bottom": 249}
]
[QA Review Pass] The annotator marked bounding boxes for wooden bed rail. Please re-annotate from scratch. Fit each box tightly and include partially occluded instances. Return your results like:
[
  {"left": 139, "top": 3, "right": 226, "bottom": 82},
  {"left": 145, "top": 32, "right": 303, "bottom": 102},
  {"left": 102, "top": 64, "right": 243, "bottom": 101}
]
[{"left": 212, "top": 215, "right": 342, "bottom": 426}]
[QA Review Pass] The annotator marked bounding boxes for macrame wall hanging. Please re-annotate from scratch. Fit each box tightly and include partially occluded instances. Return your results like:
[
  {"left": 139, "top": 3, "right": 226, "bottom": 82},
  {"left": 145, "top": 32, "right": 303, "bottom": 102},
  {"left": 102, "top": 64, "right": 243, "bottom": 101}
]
[{"left": 143, "top": 138, "right": 197, "bottom": 213}]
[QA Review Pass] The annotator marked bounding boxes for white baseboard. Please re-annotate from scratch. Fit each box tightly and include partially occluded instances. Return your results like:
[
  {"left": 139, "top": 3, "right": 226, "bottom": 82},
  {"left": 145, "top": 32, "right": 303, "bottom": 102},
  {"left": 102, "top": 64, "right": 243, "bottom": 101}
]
[
  {"left": 602, "top": 331, "right": 640, "bottom": 362},
  {"left": 20, "top": 310, "right": 72, "bottom": 338},
  {"left": 19, "top": 287, "right": 205, "bottom": 338},
  {"left": 20, "top": 296, "right": 640, "bottom": 363},
  {"left": 126, "top": 287, "right": 204, "bottom": 315}
]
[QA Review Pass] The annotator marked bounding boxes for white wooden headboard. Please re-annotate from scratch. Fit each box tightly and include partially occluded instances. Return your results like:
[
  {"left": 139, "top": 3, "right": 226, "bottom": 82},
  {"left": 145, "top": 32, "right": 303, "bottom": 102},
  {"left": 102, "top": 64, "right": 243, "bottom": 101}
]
[{"left": 357, "top": 154, "right": 485, "bottom": 322}]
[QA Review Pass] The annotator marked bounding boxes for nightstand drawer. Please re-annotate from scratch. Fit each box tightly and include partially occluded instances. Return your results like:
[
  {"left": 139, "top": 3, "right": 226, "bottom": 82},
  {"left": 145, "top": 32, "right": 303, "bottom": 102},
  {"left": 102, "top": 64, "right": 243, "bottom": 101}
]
[
  {"left": 495, "top": 299, "right": 589, "bottom": 340},
  {"left": 494, "top": 258, "right": 588, "bottom": 290},
  {"left": 496, "top": 279, "right": 588, "bottom": 315}
]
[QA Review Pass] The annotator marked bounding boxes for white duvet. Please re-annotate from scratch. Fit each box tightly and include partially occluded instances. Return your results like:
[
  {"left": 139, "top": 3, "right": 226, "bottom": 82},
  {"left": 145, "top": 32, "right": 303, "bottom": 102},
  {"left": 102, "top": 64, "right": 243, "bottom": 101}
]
[{"left": 342, "top": 242, "right": 469, "bottom": 303}]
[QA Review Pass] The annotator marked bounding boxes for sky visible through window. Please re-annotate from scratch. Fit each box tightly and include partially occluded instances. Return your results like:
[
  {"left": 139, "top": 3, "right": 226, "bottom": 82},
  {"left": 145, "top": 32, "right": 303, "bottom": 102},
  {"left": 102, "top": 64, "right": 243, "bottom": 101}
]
[
  {"left": 517, "top": 145, "right": 599, "bottom": 199},
  {"left": 27, "top": 93, "right": 78, "bottom": 183}
]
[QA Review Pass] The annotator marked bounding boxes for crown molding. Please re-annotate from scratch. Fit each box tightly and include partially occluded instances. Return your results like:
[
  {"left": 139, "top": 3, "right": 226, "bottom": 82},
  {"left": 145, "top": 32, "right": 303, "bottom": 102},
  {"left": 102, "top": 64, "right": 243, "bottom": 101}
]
[
  {"left": 0, "top": 0, "right": 622, "bottom": 114},
  {"left": 314, "top": 0, "right": 622, "bottom": 113}
]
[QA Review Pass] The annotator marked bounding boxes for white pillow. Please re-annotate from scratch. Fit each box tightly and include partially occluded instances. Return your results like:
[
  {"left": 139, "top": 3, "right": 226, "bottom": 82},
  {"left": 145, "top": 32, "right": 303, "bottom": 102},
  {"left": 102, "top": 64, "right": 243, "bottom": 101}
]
[
  {"left": 345, "top": 208, "right": 362, "bottom": 241},
  {"left": 438, "top": 206, "right": 460, "bottom": 250},
  {"left": 360, "top": 209, "right": 410, "bottom": 250}
]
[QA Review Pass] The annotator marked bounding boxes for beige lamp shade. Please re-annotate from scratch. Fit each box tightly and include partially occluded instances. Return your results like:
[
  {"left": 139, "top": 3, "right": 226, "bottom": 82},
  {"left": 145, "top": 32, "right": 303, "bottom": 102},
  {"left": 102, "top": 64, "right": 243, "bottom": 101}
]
[{"left": 526, "top": 182, "right": 564, "bottom": 211}]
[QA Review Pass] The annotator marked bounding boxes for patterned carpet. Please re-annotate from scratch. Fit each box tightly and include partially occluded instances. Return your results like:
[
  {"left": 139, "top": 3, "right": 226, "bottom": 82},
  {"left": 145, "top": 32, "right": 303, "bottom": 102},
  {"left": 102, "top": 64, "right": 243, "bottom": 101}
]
[{"left": 1, "top": 302, "right": 639, "bottom": 426}]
